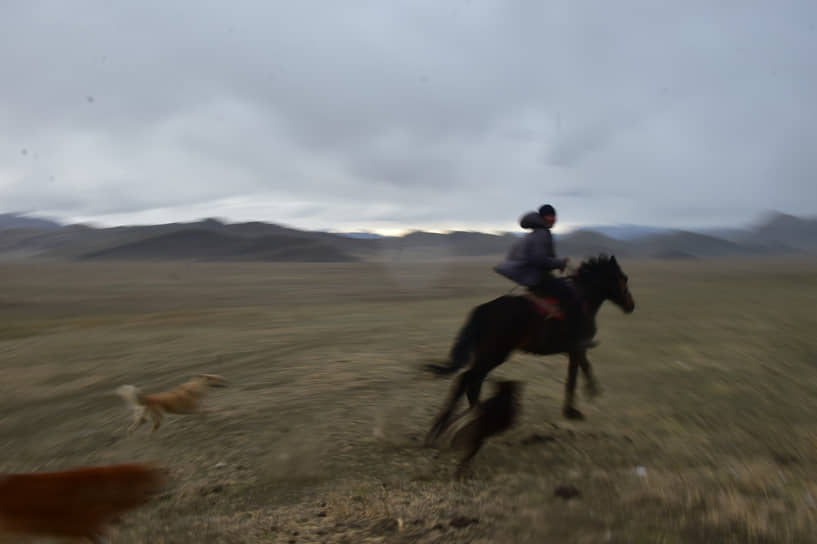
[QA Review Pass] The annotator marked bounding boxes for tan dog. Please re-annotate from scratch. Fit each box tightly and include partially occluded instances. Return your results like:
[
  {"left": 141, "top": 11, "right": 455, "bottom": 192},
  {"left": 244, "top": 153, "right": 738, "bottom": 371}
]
[{"left": 116, "top": 374, "right": 227, "bottom": 433}]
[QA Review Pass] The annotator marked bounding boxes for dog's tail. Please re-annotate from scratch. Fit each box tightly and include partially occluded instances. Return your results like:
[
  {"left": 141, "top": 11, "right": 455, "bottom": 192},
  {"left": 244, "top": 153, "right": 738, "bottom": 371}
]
[
  {"left": 424, "top": 307, "right": 480, "bottom": 376},
  {"left": 115, "top": 385, "right": 144, "bottom": 408},
  {"left": 196, "top": 374, "right": 228, "bottom": 386}
]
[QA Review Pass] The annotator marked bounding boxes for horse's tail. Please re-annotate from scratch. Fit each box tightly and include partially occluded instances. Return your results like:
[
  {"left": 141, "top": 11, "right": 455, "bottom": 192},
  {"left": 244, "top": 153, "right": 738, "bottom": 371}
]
[{"left": 424, "top": 308, "right": 480, "bottom": 376}]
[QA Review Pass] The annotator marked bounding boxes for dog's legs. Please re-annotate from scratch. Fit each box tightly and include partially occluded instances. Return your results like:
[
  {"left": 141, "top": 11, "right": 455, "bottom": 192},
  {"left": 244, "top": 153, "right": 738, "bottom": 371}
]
[
  {"left": 149, "top": 408, "right": 162, "bottom": 432},
  {"left": 127, "top": 407, "right": 146, "bottom": 433}
]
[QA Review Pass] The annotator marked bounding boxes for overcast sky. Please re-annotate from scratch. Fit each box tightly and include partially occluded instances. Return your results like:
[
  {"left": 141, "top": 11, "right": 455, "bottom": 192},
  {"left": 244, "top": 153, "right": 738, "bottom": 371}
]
[{"left": 1, "top": 1, "right": 815, "bottom": 234}]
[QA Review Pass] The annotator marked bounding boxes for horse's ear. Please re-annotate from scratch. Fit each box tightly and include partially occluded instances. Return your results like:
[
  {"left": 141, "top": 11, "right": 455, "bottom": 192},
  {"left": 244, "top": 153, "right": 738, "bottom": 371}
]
[{"left": 610, "top": 255, "right": 617, "bottom": 265}]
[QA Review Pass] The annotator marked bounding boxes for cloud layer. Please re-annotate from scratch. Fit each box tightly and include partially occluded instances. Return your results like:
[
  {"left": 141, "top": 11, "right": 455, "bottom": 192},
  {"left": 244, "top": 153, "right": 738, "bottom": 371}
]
[{"left": 2, "top": 1, "right": 815, "bottom": 233}]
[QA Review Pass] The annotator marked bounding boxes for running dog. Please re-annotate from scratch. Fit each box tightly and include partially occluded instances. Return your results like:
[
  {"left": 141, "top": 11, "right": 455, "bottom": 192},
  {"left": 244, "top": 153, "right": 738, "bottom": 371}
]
[
  {"left": 116, "top": 374, "right": 227, "bottom": 433},
  {"left": 432, "top": 380, "right": 522, "bottom": 475}
]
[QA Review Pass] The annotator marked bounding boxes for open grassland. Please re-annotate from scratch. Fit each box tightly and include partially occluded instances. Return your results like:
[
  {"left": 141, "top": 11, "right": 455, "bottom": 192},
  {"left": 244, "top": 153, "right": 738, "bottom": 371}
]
[{"left": 1, "top": 257, "right": 816, "bottom": 543}]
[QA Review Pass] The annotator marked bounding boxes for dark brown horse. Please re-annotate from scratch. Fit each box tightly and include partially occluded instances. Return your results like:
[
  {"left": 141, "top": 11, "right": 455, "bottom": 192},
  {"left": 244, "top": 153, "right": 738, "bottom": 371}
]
[{"left": 424, "top": 254, "right": 635, "bottom": 445}]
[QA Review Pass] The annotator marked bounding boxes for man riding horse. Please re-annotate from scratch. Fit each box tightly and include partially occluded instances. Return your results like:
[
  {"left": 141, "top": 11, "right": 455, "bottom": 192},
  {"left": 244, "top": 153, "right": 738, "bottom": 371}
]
[
  {"left": 425, "top": 240, "right": 635, "bottom": 441},
  {"left": 494, "top": 204, "right": 596, "bottom": 350}
]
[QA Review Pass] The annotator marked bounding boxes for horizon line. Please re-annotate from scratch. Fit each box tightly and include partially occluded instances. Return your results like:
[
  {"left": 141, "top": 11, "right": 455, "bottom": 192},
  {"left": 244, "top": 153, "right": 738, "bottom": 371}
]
[{"left": 3, "top": 209, "right": 811, "bottom": 237}]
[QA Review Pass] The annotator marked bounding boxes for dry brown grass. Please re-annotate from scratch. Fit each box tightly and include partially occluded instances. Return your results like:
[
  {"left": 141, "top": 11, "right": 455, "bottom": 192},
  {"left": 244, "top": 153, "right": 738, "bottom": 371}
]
[{"left": 0, "top": 257, "right": 816, "bottom": 542}]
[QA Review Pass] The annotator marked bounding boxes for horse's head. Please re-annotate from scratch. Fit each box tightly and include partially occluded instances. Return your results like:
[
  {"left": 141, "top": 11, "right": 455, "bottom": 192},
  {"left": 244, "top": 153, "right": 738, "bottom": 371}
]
[{"left": 576, "top": 254, "right": 635, "bottom": 313}]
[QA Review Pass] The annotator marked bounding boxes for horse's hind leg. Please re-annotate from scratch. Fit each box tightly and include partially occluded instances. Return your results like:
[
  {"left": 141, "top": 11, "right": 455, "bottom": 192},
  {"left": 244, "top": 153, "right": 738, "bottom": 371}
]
[
  {"left": 425, "top": 369, "right": 473, "bottom": 446},
  {"left": 465, "top": 367, "right": 488, "bottom": 408},
  {"left": 425, "top": 350, "right": 509, "bottom": 446},
  {"left": 466, "top": 344, "right": 515, "bottom": 406}
]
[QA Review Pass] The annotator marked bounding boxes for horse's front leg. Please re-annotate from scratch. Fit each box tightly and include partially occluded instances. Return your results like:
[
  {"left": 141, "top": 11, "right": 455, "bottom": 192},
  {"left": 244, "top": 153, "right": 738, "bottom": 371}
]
[
  {"left": 577, "top": 350, "right": 602, "bottom": 399},
  {"left": 562, "top": 351, "right": 584, "bottom": 420}
]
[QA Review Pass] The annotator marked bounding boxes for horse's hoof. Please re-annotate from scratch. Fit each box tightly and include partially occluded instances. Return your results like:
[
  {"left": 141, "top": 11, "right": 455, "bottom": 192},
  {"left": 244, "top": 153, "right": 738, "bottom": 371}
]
[
  {"left": 562, "top": 407, "right": 585, "bottom": 420},
  {"left": 454, "top": 466, "right": 472, "bottom": 481}
]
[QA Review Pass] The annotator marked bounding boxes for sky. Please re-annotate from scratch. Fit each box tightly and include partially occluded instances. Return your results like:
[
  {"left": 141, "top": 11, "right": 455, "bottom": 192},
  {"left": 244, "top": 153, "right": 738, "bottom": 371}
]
[{"left": 1, "top": 1, "right": 816, "bottom": 235}]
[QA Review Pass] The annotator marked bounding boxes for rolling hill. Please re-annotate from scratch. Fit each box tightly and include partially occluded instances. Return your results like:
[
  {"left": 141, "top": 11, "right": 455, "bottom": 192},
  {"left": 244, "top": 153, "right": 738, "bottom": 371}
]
[{"left": 0, "top": 212, "right": 813, "bottom": 262}]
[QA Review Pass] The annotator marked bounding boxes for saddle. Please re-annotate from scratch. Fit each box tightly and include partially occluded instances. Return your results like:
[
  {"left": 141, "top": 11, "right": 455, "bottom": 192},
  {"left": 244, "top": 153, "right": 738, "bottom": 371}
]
[{"left": 523, "top": 292, "right": 565, "bottom": 319}]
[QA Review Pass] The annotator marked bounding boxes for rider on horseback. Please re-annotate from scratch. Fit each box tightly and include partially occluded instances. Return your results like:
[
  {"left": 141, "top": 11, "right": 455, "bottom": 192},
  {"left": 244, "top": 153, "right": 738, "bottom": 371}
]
[{"left": 494, "top": 204, "right": 597, "bottom": 349}]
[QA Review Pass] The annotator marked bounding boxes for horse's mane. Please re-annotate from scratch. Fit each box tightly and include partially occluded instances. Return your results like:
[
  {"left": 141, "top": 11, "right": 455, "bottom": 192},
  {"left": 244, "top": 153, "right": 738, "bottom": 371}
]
[{"left": 572, "top": 254, "right": 617, "bottom": 284}]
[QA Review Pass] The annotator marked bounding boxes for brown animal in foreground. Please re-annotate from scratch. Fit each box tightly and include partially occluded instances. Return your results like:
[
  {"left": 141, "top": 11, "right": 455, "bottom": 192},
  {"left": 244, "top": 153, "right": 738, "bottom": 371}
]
[
  {"left": 432, "top": 380, "right": 522, "bottom": 475},
  {"left": 0, "top": 463, "right": 165, "bottom": 543},
  {"left": 116, "top": 374, "right": 227, "bottom": 433}
]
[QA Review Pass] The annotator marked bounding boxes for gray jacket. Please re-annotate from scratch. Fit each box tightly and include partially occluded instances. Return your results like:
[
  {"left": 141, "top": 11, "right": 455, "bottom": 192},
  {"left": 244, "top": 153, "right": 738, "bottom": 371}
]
[{"left": 494, "top": 212, "right": 563, "bottom": 287}]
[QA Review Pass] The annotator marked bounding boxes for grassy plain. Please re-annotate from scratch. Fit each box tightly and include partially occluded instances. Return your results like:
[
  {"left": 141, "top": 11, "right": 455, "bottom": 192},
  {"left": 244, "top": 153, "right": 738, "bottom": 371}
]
[{"left": 1, "top": 257, "right": 816, "bottom": 543}]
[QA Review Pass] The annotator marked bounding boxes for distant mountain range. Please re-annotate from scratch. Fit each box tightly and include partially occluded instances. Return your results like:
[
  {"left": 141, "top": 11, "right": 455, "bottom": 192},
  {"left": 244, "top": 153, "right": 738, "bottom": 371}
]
[
  {"left": 0, "top": 213, "right": 63, "bottom": 231},
  {"left": 0, "top": 211, "right": 814, "bottom": 262},
  {"left": 574, "top": 224, "right": 674, "bottom": 240}
]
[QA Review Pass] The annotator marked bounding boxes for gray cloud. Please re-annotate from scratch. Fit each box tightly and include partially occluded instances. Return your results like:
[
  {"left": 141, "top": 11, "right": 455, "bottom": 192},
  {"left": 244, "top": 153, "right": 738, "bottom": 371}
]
[{"left": 1, "top": 0, "right": 815, "bottom": 233}]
